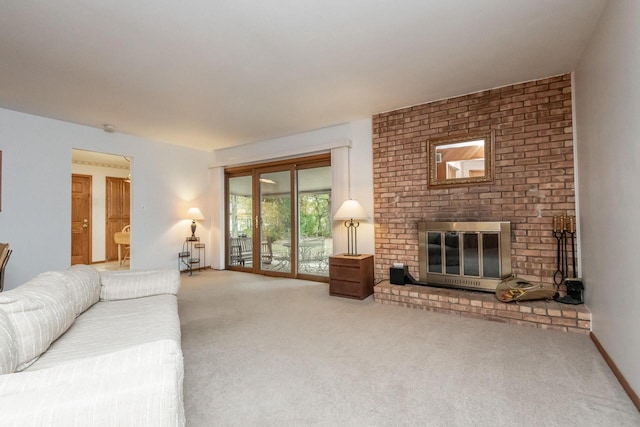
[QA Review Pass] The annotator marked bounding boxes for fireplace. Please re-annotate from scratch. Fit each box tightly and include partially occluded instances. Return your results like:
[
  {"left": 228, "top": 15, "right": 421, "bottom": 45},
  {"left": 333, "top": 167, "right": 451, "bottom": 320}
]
[{"left": 418, "top": 221, "right": 511, "bottom": 292}]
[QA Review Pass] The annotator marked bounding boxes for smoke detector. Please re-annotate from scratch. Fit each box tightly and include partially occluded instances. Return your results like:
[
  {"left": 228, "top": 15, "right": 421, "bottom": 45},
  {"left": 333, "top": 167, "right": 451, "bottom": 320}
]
[{"left": 103, "top": 124, "right": 115, "bottom": 133}]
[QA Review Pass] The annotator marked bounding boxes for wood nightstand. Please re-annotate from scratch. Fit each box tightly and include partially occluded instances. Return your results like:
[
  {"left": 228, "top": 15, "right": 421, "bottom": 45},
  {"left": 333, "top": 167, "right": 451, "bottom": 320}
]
[{"left": 329, "top": 254, "right": 374, "bottom": 299}]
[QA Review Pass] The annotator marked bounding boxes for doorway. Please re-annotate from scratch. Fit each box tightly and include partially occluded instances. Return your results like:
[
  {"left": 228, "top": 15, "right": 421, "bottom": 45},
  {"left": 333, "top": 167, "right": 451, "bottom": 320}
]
[{"left": 71, "top": 149, "right": 131, "bottom": 268}]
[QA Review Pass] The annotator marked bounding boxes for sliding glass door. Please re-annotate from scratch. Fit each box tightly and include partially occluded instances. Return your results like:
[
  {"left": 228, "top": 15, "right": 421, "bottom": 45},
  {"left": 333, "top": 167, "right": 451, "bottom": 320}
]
[
  {"left": 258, "top": 169, "right": 293, "bottom": 275},
  {"left": 297, "top": 165, "right": 331, "bottom": 277},
  {"left": 225, "top": 155, "right": 331, "bottom": 280},
  {"left": 227, "top": 175, "right": 253, "bottom": 268}
]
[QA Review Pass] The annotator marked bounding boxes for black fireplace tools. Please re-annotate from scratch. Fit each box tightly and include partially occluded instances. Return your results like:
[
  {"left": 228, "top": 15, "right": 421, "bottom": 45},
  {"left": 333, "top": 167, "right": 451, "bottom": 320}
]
[{"left": 552, "top": 215, "right": 584, "bottom": 304}]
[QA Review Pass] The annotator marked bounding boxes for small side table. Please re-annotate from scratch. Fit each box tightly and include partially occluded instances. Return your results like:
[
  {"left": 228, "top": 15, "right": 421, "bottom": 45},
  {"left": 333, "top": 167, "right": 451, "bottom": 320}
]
[
  {"left": 329, "top": 254, "right": 374, "bottom": 299},
  {"left": 179, "top": 237, "right": 205, "bottom": 275}
]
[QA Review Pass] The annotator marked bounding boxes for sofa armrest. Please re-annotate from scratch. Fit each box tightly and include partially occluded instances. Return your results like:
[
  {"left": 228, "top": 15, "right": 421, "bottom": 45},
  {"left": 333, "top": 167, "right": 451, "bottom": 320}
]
[
  {"left": 0, "top": 340, "right": 185, "bottom": 426},
  {"left": 100, "top": 270, "right": 180, "bottom": 301}
]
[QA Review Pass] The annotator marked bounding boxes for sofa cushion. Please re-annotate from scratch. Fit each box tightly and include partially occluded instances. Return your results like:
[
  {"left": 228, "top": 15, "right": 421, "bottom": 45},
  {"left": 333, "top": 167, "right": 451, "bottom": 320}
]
[
  {"left": 61, "top": 264, "right": 101, "bottom": 317},
  {"left": 0, "top": 272, "right": 75, "bottom": 371},
  {"left": 0, "top": 309, "right": 18, "bottom": 374},
  {"left": 28, "top": 294, "right": 181, "bottom": 371},
  {"left": 100, "top": 270, "right": 180, "bottom": 301}
]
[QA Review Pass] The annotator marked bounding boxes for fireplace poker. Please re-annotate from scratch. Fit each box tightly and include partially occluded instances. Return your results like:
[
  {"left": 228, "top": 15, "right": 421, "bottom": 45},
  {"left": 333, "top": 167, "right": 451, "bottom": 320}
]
[
  {"left": 569, "top": 215, "right": 577, "bottom": 278},
  {"left": 552, "top": 216, "right": 565, "bottom": 286},
  {"left": 562, "top": 215, "right": 569, "bottom": 282}
]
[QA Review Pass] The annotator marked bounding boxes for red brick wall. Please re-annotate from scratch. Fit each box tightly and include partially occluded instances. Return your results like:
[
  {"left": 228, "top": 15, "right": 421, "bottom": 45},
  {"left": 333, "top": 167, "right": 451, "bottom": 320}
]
[{"left": 372, "top": 74, "right": 575, "bottom": 285}]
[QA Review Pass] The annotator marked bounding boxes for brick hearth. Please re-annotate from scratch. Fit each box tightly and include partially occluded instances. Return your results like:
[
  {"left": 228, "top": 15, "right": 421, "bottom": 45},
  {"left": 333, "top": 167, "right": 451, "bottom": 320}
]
[{"left": 374, "top": 282, "right": 591, "bottom": 334}]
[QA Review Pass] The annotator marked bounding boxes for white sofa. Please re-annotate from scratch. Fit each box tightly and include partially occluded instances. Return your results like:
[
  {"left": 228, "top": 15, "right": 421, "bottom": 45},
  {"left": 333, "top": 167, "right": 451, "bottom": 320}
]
[{"left": 0, "top": 265, "right": 185, "bottom": 426}]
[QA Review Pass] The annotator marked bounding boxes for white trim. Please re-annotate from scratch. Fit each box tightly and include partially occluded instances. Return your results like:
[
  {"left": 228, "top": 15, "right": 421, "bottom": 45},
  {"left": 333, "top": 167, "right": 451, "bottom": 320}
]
[
  {"left": 570, "top": 72, "right": 582, "bottom": 279},
  {"left": 331, "top": 146, "right": 350, "bottom": 254},
  {"left": 209, "top": 139, "right": 351, "bottom": 168},
  {"left": 210, "top": 166, "right": 225, "bottom": 270}
]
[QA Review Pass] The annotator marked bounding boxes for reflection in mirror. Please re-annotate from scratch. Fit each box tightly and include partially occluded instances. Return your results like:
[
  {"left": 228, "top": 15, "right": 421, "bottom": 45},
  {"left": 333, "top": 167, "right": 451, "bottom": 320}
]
[
  {"left": 428, "top": 131, "right": 494, "bottom": 187},
  {"left": 437, "top": 139, "right": 485, "bottom": 180}
]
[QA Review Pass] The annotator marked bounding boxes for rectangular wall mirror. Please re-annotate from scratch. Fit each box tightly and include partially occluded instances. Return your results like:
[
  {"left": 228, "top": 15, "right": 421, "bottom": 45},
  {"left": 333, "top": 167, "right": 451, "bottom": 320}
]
[{"left": 427, "top": 131, "right": 495, "bottom": 187}]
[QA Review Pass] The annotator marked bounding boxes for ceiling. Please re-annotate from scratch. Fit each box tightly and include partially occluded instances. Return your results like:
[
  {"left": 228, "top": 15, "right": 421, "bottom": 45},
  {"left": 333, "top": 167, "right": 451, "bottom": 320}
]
[{"left": 0, "top": 1, "right": 607, "bottom": 152}]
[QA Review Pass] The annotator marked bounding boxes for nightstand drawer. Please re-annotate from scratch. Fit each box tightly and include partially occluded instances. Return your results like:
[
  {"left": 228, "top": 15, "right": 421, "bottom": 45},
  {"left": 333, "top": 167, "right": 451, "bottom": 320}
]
[
  {"left": 329, "top": 256, "right": 361, "bottom": 268},
  {"left": 329, "top": 279, "right": 363, "bottom": 298},
  {"left": 329, "top": 265, "right": 362, "bottom": 282}
]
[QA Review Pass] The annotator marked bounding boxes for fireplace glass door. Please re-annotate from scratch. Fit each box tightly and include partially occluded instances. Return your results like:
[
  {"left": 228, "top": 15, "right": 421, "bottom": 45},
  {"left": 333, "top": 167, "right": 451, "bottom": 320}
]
[
  {"left": 427, "top": 232, "right": 442, "bottom": 273},
  {"left": 427, "top": 231, "right": 501, "bottom": 279},
  {"left": 445, "top": 232, "right": 460, "bottom": 275},
  {"left": 460, "top": 233, "right": 500, "bottom": 278},
  {"left": 463, "top": 233, "right": 480, "bottom": 276},
  {"left": 482, "top": 233, "right": 500, "bottom": 278},
  {"left": 420, "top": 221, "right": 511, "bottom": 292}
]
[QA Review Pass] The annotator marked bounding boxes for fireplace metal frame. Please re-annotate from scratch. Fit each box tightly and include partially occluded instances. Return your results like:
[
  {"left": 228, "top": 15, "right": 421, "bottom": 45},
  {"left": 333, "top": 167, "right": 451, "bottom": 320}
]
[{"left": 418, "top": 221, "right": 511, "bottom": 292}]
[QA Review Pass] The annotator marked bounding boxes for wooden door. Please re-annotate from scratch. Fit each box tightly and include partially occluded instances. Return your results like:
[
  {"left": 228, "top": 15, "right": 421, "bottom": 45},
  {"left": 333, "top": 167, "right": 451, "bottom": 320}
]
[
  {"left": 71, "top": 174, "right": 92, "bottom": 265},
  {"left": 105, "top": 177, "right": 130, "bottom": 262}
]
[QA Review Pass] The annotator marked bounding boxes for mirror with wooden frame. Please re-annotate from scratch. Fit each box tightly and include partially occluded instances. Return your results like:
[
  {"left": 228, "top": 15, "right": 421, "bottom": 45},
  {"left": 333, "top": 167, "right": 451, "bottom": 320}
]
[{"left": 427, "top": 131, "right": 495, "bottom": 188}]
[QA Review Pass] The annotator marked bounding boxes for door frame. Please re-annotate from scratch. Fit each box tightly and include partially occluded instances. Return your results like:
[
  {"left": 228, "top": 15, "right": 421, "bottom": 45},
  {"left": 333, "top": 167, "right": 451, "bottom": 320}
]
[{"left": 224, "top": 153, "right": 331, "bottom": 282}]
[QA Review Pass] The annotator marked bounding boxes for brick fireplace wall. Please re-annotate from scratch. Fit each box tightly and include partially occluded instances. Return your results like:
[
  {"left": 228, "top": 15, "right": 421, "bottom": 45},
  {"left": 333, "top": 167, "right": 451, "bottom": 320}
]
[{"left": 372, "top": 74, "right": 576, "bottom": 285}]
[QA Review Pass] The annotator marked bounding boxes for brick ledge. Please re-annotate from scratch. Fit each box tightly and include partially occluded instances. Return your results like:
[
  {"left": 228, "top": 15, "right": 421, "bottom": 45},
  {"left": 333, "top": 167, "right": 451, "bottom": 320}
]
[{"left": 374, "top": 282, "right": 591, "bottom": 334}]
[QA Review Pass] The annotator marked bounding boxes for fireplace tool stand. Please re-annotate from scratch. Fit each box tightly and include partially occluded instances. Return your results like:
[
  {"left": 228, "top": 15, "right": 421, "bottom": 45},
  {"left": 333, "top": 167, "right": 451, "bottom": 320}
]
[{"left": 552, "top": 215, "right": 583, "bottom": 304}]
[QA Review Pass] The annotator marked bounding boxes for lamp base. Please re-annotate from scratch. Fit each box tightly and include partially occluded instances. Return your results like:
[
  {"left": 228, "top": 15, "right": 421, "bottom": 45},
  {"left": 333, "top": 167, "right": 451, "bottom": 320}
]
[{"left": 344, "top": 219, "right": 361, "bottom": 259}]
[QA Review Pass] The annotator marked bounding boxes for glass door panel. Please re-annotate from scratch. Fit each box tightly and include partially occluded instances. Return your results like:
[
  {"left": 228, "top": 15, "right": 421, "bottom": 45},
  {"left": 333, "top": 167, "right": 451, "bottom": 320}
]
[
  {"left": 259, "top": 170, "right": 292, "bottom": 274},
  {"left": 427, "top": 232, "right": 442, "bottom": 273},
  {"left": 482, "top": 233, "right": 500, "bottom": 278},
  {"left": 462, "top": 232, "right": 480, "bottom": 277},
  {"left": 297, "top": 166, "right": 331, "bottom": 277},
  {"left": 445, "top": 232, "right": 460, "bottom": 275},
  {"left": 228, "top": 175, "right": 253, "bottom": 268}
]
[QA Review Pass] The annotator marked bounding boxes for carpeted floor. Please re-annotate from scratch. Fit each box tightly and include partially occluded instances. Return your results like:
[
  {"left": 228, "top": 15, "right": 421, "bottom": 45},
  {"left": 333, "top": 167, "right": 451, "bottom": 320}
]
[{"left": 178, "top": 270, "right": 639, "bottom": 426}]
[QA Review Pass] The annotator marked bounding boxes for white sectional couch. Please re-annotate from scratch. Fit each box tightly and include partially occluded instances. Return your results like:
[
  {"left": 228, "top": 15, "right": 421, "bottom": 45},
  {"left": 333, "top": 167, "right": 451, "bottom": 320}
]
[{"left": 0, "top": 265, "right": 185, "bottom": 426}]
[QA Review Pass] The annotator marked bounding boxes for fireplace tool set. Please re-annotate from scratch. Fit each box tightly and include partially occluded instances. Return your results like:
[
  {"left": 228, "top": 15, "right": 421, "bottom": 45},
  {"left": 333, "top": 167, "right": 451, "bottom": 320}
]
[{"left": 552, "top": 215, "right": 584, "bottom": 304}]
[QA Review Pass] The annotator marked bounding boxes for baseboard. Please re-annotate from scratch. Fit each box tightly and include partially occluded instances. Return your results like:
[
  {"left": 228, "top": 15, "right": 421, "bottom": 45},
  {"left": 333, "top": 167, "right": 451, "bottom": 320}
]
[
  {"left": 590, "top": 332, "right": 640, "bottom": 411},
  {"left": 180, "top": 266, "right": 211, "bottom": 273}
]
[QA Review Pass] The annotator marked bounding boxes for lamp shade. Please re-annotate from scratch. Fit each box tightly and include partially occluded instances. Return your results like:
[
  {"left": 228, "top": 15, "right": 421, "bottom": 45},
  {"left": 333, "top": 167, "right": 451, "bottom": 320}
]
[
  {"left": 188, "top": 207, "right": 205, "bottom": 221},
  {"left": 333, "top": 199, "right": 368, "bottom": 220}
]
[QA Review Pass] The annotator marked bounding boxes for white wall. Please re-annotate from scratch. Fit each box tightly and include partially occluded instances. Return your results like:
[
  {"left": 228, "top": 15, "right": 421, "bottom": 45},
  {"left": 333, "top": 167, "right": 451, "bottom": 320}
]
[
  {"left": 574, "top": 0, "right": 640, "bottom": 396},
  {"left": 0, "top": 108, "right": 211, "bottom": 289},
  {"left": 209, "top": 119, "right": 374, "bottom": 269},
  {"left": 71, "top": 161, "right": 129, "bottom": 263}
]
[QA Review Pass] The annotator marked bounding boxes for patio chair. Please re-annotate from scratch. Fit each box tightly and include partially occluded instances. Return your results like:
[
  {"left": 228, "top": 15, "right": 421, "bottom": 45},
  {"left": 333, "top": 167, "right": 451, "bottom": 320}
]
[
  {"left": 229, "top": 236, "right": 252, "bottom": 266},
  {"left": 261, "top": 241, "right": 273, "bottom": 264}
]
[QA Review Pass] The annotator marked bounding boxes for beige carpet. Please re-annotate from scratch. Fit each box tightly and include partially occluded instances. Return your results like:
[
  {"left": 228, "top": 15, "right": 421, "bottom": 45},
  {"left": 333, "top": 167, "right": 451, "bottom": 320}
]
[{"left": 178, "top": 270, "right": 639, "bottom": 426}]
